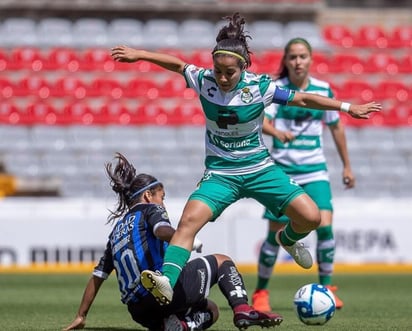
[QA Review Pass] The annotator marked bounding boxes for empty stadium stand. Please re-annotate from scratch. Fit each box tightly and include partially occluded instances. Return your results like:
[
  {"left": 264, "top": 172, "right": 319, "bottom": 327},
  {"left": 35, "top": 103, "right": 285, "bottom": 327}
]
[{"left": 0, "top": 9, "right": 410, "bottom": 198}]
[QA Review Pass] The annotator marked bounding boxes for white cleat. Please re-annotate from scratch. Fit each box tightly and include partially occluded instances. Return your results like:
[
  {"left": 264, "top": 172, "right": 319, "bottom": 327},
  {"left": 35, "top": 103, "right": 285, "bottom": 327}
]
[
  {"left": 140, "top": 270, "right": 173, "bottom": 305},
  {"left": 276, "top": 230, "right": 313, "bottom": 269}
]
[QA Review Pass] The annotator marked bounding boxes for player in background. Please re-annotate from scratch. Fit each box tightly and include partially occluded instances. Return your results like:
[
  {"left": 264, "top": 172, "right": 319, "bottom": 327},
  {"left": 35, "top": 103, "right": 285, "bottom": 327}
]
[
  {"left": 62, "top": 153, "right": 282, "bottom": 331},
  {"left": 111, "top": 12, "right": 380, "bottom": 308},
  {"left": 252, "top": 38, "right": 351, "bottom": 312}
]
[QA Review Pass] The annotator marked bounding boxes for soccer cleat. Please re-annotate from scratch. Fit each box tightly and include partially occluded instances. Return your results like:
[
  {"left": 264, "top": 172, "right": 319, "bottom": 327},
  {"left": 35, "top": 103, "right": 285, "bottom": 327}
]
[
  {"left": 185, "top": 310, "right": 213, "bottom": 330},
  {"left": 252, "top": 289, "right": 271, "bottom": 312},
  {"left": 140, "top": 270, "right": 173, "bottom": 305},
  {"left": 233, "top": 309, "right": 283, "bottom": 330},
  {"left": 163, "top": 314, "right": 188, "bottom": 331},
  {"left": 275, "top": 230, "right": 313, "bottom": 269},
  {"left": 325, "top": 285, "right": 344, "bottom": 309}
]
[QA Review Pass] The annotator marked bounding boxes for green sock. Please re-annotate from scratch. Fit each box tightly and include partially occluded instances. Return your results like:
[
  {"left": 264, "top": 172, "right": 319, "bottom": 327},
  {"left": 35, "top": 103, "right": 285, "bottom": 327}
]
[
  {"left": 267, "top": 231, "right": 277, "bottom": 245},
  {"left": 162, "top": 245, "right": 191, "bottom": 288},
  {"left": 316, "top": 225, "right": 335, "bottom": 285},
  {"left": 280, "top": 223, "right": 310, "bottom": 246},
  {"left": 256, "top": 231, "right": 280, "bottom": 289}
]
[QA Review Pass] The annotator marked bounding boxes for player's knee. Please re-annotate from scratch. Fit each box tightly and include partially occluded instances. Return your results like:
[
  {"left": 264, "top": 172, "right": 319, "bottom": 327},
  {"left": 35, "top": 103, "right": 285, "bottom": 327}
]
[
  {"left": 304, "top": 208, "right": 321, "bottom": 230},
  {"left": 287, "top": 195, "right": 321, "bottom": 231},
  {"left": 213, "top": 253, "right": 232, "bottom": 267}
]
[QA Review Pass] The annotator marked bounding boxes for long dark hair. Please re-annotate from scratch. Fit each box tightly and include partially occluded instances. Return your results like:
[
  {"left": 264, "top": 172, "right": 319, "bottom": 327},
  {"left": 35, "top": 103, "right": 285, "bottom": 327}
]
[
  {"left": 105, "top": 153, "right": 163, "bottom": 224},
  {"left": 212, "top": 12, "right": 252, "bottom": 68}
]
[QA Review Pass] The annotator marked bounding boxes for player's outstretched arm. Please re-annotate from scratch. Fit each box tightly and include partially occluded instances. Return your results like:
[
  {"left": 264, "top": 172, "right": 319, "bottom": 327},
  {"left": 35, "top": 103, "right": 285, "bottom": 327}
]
[
  {"left": 111, "top": 45, "right": 186, "bottom": 74},
  {"left": 62, "top": 276, "right": 105, "bottom": 331},
  {"left": 290, "top": 91, "right": 381, "bottom": 119}
]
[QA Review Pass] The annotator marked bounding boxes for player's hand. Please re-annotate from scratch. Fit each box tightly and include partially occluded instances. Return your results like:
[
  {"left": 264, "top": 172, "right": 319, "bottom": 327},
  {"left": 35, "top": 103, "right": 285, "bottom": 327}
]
[
  {"left": 275, "top": 130, "right": 295, "bottom": 143},
  {"left": 192, "top": 237, "right": 203, "bottom": 253},
  {"left": 62, "top": 315, "right": 86, "bottom": 331},
  {"left": 343, "top": 169, "right": 355, "bottom": 189},
  {"left": 111, "top": 45, "right": 141, "bottom": 63},
  {"left": 348, "top": 102, "right": 381, "bottom": 119}
]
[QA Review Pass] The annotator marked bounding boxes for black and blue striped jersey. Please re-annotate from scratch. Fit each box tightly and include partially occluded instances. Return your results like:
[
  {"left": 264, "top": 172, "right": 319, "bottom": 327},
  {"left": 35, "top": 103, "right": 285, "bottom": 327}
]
[{"left": 93, "top": 203, "right": 172, "bottom": 303}]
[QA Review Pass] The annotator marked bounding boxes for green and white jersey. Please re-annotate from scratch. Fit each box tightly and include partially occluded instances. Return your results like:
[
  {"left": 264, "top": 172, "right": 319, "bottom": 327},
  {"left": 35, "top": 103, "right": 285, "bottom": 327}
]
[
  {"left": 265, "top": 76, "right": 340, "bottom": 184},
  {"left": 183, "top": 64, "right": 294, "bottom": 175}
]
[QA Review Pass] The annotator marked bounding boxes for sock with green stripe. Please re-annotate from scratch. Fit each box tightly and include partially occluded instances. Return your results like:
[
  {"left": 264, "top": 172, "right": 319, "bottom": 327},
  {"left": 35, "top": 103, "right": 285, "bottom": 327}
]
[
  {"left": 256, "top": 231, "right": 280, "bottom": 289},
  {"left": 162, "top": 245, "right": 191, "bottom": 288},
  {"left": 280, "top": 223, "right": 311, "bottom": 246},
  {"left": 316, "top": 225, "right": 335, "bottom": 285}
]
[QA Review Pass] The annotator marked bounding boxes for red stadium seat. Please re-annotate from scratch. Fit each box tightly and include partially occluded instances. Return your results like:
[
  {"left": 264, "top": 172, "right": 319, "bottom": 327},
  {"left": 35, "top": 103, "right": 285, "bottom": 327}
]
[
  {"left": 311, "top": 52, "right": 330, "bottom": 75},
  {"left": 256, "top": 51, "right": 283, "bottom": 73},
  {"left": 352, "top": 25, "right": 389, "bottom": 48},
  {"left": 133, "top": 61, "right": 165, "bottom": 73},
  {"left": 112, "top": 60, "right": 133, "bottom": 71},
  {"left": 171, "top": 102, "right": 205, "bottom": 125},
  {"left": 376, "top": 104, "right": 410, "bottom": 126},
  {"left": 0, "top": 77, "right": 15, "bottom": 99},
  {"left": 80, "top": 48, "right": 115, "bottom": 72},
  {"left": 158, "top": 76, "right": 186, "bottom": 98},
  {"left": 386, "top": 103, "right": 412, "bottom": 126},
  {"left": 338, "top": 80, "right": 374, "bottom": 102},
  {"left": 123, "top": 78, "right": 159, "bottom": 99},
  {"left": 87, "top": 77, "right": 124, "bottom": 99},
  {"left": 158, "top": 76, "right": 196, "bottom": 99},
  {"left": 188, "top": 49, "right": 213, "bottom": 68},
  {"left": 62, "top": 101, "right": 95, "bottom": 125},
  {"left": 366, "top": 112, "right": 386, "bottom": 126},
  {"left": 322, "top": 25, "right": 354, "bottom": 48},
  {"left": 374, "top": 81, "right": 410, "bottom": 103},
  {"left": 26, "top": 101, "right": 66, "bottom": 125},
  {"left": 363, "top": 53, "right": 399, "bottom": 75},
  {"left": 0, "top": 49, "right": 9, "bottom": 72},
  {"left": 397, "top": 54, "right": 412, "bottom": 73},
  {"left": 0, "top": 101, "right": 24, "bottom": 124},
  {"left": 137, "top": 102, "right": 169, "bottom": 125},
  {"left": 43, "top": 48, "right": 80, "bottom": 72},
  {"left": 9, "top": 47, "right": 45, "bottom": 71},
  {"left": 368, "top": 104, "right": 411, "bottom": 127},
  {"left": 49, "top": 77, "right": 87, "bottom": 99},
  {"left": 328, "top": 53, "right": 364, "bottom": 74},
  {"left": 97, "top": 101, "right": 137, "bottom": 125},
  {"left": 388, "top": 25, "right": 412, "bottom": 48},
  {"left": 13, "top": 76, "right": 50, "bottom": 99}
]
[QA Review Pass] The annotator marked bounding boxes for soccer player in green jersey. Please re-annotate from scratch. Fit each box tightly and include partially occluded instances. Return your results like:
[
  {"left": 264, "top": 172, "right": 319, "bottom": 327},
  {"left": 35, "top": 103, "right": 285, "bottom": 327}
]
[
  {"left": 252, "top": 38, "right": 351, "bottom": 313},
  {"left": 111, "top": 13, "right": 380, "bottom": 313}
]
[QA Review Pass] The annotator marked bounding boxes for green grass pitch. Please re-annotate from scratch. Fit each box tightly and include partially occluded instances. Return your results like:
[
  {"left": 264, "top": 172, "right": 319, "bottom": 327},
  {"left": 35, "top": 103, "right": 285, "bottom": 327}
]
[{"left": 0, "top": 273, "right": 410, "bottom": 330}]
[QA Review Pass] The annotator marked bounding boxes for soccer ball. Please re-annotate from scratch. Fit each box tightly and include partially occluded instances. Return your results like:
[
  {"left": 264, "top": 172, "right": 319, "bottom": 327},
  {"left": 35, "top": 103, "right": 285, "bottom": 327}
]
[{"left": 293, "top": 283, "right": 336, "bottom": 325}]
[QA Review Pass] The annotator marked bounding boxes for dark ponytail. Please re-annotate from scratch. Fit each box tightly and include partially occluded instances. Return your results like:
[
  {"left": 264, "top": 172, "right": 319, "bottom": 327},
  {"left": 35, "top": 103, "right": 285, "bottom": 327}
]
[
  {"left": 105, "top": 153, "right": 163, "bottom": 224},
  {"left": 212, "top": 12, "right": 252, "bottom": 68}
]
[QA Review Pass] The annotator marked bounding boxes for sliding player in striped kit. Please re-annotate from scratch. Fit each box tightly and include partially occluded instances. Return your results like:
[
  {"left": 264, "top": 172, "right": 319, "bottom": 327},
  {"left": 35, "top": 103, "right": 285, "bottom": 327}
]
[
  {"left": 252, "top": 38, "right": 351, "bottom": 312},
  {"left": 111, "top": 12, "right": 380, "bottom": 325}
]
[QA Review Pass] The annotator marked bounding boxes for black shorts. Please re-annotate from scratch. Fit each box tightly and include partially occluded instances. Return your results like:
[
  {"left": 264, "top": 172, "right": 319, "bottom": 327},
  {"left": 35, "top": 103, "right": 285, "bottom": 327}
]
[{"left": 128, "top": 254, "right": 218, "bottom": 330}]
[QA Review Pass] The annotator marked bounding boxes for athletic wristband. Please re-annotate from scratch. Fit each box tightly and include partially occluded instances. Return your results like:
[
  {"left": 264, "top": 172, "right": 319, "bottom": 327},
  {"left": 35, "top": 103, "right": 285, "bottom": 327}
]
[{"left": 340, "top": 102, "right": 351, "bottom": 113}]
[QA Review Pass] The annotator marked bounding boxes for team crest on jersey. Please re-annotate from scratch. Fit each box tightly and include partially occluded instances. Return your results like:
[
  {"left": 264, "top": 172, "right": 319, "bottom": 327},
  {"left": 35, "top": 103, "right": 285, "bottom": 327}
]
[{"left": 240, "top": 87, "right": 253, "bottom": 103}]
